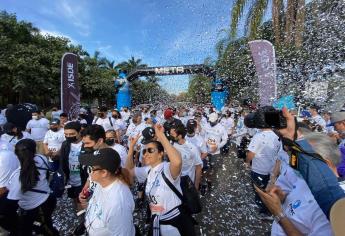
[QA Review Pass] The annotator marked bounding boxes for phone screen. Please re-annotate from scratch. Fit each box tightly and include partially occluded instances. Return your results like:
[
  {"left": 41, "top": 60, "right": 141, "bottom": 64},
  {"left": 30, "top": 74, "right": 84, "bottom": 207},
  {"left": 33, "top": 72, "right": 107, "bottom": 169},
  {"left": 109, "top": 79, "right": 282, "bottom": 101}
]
[{"left": 250, "top": 176, "right": 266, "bottom": 191}]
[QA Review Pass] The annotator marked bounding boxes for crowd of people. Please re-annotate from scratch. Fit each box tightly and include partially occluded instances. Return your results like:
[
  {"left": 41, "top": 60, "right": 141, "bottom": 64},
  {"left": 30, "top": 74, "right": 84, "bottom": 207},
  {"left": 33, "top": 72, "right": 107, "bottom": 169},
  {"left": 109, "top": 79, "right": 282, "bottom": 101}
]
[{"left": 0, "top": 102, "right": 344, "bottom": 236}]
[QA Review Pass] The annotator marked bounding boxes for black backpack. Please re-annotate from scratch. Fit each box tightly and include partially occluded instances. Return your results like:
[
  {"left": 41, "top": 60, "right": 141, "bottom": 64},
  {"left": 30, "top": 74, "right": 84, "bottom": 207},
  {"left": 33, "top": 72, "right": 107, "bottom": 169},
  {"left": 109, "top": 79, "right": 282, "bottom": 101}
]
[
  {"left": 32, "top": 155, "right": 65, "bottom": 198},
  {"left": 162, "top": 173, "right": 202, "bottom": 215}
]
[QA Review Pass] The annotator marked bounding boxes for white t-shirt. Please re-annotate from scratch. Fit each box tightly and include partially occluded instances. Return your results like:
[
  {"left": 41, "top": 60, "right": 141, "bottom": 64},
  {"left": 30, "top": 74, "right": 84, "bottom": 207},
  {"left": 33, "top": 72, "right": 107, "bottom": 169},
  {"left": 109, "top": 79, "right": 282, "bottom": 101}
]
[
  {"left": 0, "top": 148, "right": 19, "bottom": 188},
  {"left": 247, "top": 130, "right": 281, "bottom": 175},
  {"left": 7, "top": 155, "right": 50, "bottom": 210},
  {"left": 186, "top": 134, "right": 207, "bottom": 155},
  {"left": 311, "top": 115, "right": 326, "bottom": 129},
  {"left": 173, "top": 141, "right": 203, "bottom": 182},
  {"left": 93, "top": 117, "right": 119, "bottom": 132},
  {"left": 135, "top": 162, "right": 182, "bottom": 215},
  {"left": 26, "top": 118, "right": 50, "bottom": 141},
  {"left": 1, "top": 132, "right": 33, "bottom": 151},
  {"left": 120, "top": 111, "right": 130, "bottom": 122},
  {"left": 201, "top": 123, "right": 228, "bottom": 154},
  {"left": 220, "top": 117, "right": 234, "bottom": 135},
  {"left": 271, "top": 164, "right": 333, "bottom": 236},
  {"left": 68, "top": 141, "right": 83, "bottom": 187},
  {"left": 111, "top": 144, "right": 128, "bottom": 167},
  {"left": 85, "top": 180, "right": 135, "bottom": 236},
  {"left": 43, "top": 129, "right": 65, "bottom": 152},
  {"left": 126, "top": 122, "right": 148, "bottom": 146}
]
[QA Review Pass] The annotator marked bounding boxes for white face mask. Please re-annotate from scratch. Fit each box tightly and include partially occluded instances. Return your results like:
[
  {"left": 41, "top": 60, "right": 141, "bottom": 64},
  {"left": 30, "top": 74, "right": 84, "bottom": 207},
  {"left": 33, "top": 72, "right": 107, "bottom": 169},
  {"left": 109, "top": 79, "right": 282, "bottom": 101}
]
[{"left": 32, "top": 115, "right": 38, "bottom": 120}]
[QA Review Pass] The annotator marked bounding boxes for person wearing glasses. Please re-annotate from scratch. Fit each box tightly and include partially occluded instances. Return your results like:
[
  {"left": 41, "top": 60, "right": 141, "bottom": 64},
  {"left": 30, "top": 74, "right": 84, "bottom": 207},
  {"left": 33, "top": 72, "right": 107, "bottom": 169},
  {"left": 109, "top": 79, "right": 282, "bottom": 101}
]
[
  {"left": 126, "top": 124, "right": 196, "bottom": 236},
  {"left": 79, "top": 148, "right": 135, "bottom": 236}
]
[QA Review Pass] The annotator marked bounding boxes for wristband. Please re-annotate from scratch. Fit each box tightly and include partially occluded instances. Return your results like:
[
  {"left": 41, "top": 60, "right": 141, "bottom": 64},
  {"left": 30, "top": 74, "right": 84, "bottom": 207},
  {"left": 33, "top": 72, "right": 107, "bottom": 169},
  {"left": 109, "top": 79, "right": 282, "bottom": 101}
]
[{"left": 274, "top": 212, "right": 286, "bottom": 223}]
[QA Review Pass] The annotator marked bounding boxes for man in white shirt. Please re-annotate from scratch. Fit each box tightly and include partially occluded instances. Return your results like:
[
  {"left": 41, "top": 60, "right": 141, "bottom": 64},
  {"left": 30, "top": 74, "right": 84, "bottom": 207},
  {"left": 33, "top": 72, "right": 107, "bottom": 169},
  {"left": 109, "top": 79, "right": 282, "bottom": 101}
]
[
  {"left": 43, "top": 119, "right": 65, "bottom": 160},
  {"left": 246, "top": 128, "right": 281, "bottom": 219},
  {"left": 0, "top": 141, "right": 19, "bottom": 234},
  {"left": 170, "top": 123, "right": 203, "bottom": 190},
  {"left": 26, "top": 109, "right": 49, "bottom": 154},
  {"left": 256, "top": 163, "right": 333, "bottom": 236},
  {"left": 309, "top": 105, "right": 326, "bottom": 131},
  {"left": 120, "top": 107, "right": 131, "bottom": 123},
  {"left": 126, "top": 112, "right": 148, "bottom": 147},
  {"left": 92, "top": 106, "right": 121, "bottom": 142}
]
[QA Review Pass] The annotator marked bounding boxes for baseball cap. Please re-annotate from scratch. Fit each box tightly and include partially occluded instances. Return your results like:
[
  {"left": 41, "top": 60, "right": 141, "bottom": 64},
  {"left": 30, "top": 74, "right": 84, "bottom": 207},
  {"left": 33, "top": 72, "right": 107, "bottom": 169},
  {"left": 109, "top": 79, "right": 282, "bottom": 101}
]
[
  {"left": 208, "top": 113, "right": 218, "bottom": 123},
  {"left": 50, "top": 118, "right": 60, "bottom": 125},
  {"left": 79, "top": 148, "right": 121, "bottom": 173},
  {"left": 141, "top": 127, "right": 155, "bottom": 144},
  {"left": 164, "top": 109, "right": 174, "bottom": 119},
  {"left": 330, "top": 112, "right": 345, "bottom": 125},
  {"left": 186, "top": 119, "right": 197, "bottom": 129}
]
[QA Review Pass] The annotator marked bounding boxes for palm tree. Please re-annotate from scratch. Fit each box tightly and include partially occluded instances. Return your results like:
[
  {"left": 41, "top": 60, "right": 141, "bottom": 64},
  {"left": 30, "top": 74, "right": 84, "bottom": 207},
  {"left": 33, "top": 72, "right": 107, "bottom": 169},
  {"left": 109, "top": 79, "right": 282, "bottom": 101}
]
[
  {"left": 115, "top": 56, "right": 147, "bottom": 74},
  {"left": 230, "top": 0, "right": 306, "bottom": 47}
]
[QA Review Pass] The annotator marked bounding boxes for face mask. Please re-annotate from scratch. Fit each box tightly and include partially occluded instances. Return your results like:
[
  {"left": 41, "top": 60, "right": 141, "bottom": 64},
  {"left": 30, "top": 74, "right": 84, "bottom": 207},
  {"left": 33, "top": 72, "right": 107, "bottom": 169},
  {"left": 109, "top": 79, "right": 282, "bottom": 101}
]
[
  {"left": 105, "top": 139, "right": 115, "bottom": 146},
  {"left": 80, "top": 145, "right": 94, "bottom": 155},
  {"left": 112, "top": 115, "right": 119, "bottom": 119},
  {"left": 98, "top": 113, "right": 105, "bottom": 118},
  {"left": 66, "top": 136, "right": 77, "bottom": 143},
  {"left": 51, "top": 127, "right": 58, "bottom": 132},
  {"left": 32, "top": 115, "right": 38, "bottom": 120}
]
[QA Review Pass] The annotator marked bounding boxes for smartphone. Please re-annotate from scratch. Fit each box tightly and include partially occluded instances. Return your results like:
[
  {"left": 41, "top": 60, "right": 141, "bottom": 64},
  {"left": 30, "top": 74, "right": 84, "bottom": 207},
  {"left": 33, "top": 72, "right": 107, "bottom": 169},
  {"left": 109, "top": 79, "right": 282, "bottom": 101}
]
[
  {"left": 264, "top": 111, "right": 287, "bottom": 129},
  {"left": 250, "top": 176, "right": 266, "bottom": 192}
]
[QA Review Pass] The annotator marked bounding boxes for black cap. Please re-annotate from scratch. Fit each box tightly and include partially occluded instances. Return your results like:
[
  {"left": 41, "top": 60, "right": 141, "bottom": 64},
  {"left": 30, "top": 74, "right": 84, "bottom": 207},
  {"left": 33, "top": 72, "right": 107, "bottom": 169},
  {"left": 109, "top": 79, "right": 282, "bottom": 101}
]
[
  {"left": 141, "top": 127, "right": 155, "bottom": 144},
  {"left": 186, "top": 119, "right": 197, "bottom": 129},
  {"left": 50, "top": 118, "right": 60, "bottom": 125},
  {"left": 79, "top": 148, "right": 121, "bottom": 173}
]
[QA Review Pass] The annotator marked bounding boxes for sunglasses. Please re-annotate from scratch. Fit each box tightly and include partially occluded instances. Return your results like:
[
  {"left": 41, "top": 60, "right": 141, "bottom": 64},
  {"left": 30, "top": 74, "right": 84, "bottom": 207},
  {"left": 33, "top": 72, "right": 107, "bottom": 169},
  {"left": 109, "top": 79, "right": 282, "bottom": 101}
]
[
  {"left": 143, "top": 147, "right": 158, "bottom": 155},
  {"left": 87, "top": 166, "right": 103, "bottom": 174}
]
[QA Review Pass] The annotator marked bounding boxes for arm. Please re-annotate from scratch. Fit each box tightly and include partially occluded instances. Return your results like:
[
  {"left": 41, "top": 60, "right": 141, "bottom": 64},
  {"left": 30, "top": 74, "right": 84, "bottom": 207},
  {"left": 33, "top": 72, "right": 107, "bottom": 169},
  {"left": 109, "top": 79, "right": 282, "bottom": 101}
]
[
  {"left": 43, "top": 143, "right": 51, "bottom": 156},
  {"left": 194, "top": 165, "right": 202, "bottom": 190},
  {"left": 246, "top": 151, "right": 255, "bottom": 165},
  {"left": 125, "top": 135, "right": 140, "bottom": 178},
  {"left": 254, "top": 186, "right": 303, "bottom": 236},
  {"left": 155, "top": 124, "right": 182, "bottom": 180}
]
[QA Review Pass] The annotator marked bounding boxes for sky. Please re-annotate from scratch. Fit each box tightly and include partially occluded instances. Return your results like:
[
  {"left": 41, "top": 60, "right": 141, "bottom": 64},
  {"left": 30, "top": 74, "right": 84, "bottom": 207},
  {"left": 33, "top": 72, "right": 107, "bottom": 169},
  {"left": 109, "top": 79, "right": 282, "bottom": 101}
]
[{"left": 1, "top": 0, "right": 254, "bottom": 94}]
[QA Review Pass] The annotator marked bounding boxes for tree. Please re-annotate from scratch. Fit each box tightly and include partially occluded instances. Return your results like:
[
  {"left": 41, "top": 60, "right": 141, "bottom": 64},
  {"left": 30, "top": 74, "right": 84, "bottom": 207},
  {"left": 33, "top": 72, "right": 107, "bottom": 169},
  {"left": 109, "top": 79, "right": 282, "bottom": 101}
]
[
  {"left": 230, "top": 0, "right": 306, "bottom": 47},
  {"left": 187, "top": 74, "right": 212, "bottom": 104},
  {"left": 116, "top": 56, "right": 147, "bottom": 74}
]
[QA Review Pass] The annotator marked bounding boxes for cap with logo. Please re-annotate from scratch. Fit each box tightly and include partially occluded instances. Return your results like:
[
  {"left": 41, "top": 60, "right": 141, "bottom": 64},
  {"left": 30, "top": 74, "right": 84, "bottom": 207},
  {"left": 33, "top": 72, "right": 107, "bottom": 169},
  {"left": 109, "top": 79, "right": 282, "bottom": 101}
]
[
  {"left": 141, "top": 127, "right": 155, "bottom": 144},
  {"left": 79, "top": 148, "right": 121, "bottom": 173},
  {"left": 50, "top": 118, "right": 60, "bottom": 125}
]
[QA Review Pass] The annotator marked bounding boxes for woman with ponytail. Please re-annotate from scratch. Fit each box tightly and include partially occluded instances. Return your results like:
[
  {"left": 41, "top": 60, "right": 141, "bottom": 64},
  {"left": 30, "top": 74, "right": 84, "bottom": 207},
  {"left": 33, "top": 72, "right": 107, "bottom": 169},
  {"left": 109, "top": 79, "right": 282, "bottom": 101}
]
[
  {"left": 7, "top": 139, "right": 59, "bottom": 235},
  {"left": 78, "top": 148, "right": 135, "bottom": 236}
]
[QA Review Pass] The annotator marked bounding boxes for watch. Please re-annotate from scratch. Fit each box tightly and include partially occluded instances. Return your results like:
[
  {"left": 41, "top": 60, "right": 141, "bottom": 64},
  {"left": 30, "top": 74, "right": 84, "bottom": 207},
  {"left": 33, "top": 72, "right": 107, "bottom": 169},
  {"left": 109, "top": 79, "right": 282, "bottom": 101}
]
[{"left": 274, "top": 212, "right": 286, "bottom": 223}]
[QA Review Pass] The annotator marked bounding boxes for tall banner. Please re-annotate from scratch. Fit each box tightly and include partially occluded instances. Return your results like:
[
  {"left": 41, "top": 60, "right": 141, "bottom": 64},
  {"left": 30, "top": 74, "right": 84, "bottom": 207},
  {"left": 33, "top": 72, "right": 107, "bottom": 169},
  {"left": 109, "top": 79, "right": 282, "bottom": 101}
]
[
  {"left": 249, "top": 40, "right": 277, "bottom": 106},
  {"left": 61, "top": 53, "right": 80, "bottom": 119}
]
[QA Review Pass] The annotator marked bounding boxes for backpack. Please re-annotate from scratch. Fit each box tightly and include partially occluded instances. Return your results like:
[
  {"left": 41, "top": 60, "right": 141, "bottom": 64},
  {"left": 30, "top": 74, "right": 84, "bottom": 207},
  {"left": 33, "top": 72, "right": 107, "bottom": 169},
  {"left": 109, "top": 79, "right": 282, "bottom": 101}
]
[
  {"left": 93, "top": 117, "right": 113, "bottom": 127},
  {"left": 32, "top": 155, "right": 65, "bottom": 198},
  {"left": 161, "top": 173, "right": 202, "bottom": 215}
]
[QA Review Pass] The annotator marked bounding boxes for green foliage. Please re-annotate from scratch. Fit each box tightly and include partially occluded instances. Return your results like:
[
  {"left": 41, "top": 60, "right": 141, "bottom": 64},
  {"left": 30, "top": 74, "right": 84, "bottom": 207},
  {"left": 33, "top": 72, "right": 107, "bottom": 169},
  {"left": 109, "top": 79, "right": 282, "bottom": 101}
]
[
  {"left": 131, "top": 79, "right": 170, "bottom": 106},
  {"left": 187, "top": 74, "right": 212, "bottom": 104},
  {"left": 0, "top": 11, "right": 165, "bottom": 108}
]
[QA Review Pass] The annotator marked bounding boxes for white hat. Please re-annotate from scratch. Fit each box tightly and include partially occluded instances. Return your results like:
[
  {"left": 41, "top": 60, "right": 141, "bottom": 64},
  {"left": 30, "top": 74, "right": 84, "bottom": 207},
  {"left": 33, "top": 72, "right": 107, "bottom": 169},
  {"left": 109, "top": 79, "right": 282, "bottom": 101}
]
[{"left": 208, "top": 113, "right": 218, "bottom": 123}]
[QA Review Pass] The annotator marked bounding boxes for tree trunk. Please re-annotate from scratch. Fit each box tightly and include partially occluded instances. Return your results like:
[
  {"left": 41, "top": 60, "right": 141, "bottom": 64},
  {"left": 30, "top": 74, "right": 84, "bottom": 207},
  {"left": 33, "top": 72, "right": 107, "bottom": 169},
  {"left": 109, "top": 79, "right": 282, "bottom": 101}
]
[
  {"left": 284, "top": 0, "right": 297, "bottom": 45},
  {"left": 272, "top": 0, "right": 282, "bottom": 45},
  {"left": 294, "top": 0, "right": 305, "bottom": 48}
]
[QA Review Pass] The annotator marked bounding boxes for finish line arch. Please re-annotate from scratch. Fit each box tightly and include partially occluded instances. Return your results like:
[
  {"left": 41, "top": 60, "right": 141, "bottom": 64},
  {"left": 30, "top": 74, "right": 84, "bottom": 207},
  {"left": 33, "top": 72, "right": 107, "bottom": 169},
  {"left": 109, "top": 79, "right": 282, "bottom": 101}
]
[{"left": 115, "top": 64, "right": 228, "bottom": 111}]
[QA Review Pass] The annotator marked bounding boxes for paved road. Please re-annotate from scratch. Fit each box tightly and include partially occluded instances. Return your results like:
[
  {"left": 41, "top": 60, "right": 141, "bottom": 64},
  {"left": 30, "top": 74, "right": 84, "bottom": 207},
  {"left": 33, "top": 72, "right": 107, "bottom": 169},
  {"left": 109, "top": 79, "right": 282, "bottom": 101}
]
[{"left": 53, "top": 146, "right": 271, "bottom": 235}]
